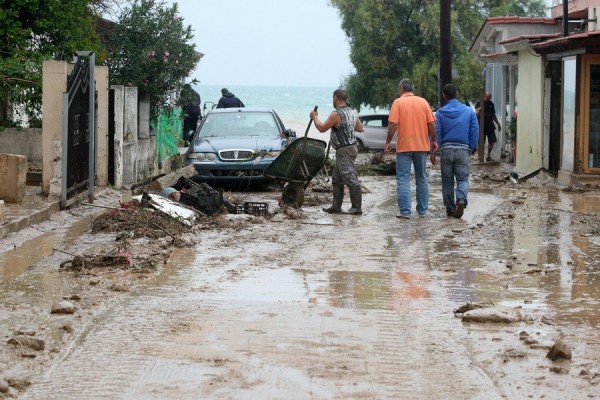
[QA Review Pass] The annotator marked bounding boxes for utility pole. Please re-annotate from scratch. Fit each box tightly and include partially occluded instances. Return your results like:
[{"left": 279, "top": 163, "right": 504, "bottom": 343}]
[{"left": 439, "top": 0, "right": 452, "bottom": 107}]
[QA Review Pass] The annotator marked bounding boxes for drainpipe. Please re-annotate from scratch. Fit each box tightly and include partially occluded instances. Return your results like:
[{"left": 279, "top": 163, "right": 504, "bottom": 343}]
[{"left": 563, "top": 0, "right": 569, "bottom": 36}]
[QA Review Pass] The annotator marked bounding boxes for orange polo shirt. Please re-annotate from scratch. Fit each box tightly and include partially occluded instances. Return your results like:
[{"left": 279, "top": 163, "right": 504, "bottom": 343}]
[{"left": 388, "top": 92, "right": 435, "bottom": 152}]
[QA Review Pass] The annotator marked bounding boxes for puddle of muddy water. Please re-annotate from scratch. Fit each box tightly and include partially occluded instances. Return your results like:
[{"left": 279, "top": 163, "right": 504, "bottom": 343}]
[
  {"left": 0, "top": 217, "right": 93, "bottom": 282},
  {"left": 200, "top": 266, "right": 435, "bottom": 312},
  {"left": 0, "top": 231, "right": 58, "bottom": 281},
  {"left": 437, "top": 189, "right": 600, "bottom": 329}
]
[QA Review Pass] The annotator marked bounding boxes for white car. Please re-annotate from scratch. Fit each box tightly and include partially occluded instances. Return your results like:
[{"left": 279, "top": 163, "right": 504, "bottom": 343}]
[{"left": 355, "top": 113, "right": 396, "bottom": 152}]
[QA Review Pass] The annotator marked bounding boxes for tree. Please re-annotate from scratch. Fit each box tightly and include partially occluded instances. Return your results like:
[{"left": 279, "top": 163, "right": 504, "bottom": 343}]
[
  {"left": 330, "top": 0, "right": 547, "bottom": 110},
  {"left": 0, "top": 0, "right": 104, "bottom": 126},
  {"left": 105, "top": 0, "right": 201, "bottom": 118}
]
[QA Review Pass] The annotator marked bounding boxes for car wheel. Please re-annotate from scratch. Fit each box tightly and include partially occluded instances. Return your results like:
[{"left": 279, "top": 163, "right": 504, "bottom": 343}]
[
  {"left": 282, "top": 182, "right": 305, "bottom": 208},
  {"left": 357, "top": 139, "right": 367, "bottom": 153}
]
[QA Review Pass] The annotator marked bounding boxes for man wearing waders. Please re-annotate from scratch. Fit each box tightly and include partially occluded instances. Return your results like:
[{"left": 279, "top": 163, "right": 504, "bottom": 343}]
[{"left": 310, "top": 88, "right": 364, "bottom": 215}]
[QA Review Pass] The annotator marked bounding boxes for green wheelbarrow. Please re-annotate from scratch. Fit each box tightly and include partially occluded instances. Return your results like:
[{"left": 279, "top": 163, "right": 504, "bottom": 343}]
[{"left": 264, "top": 107, "right": 330, "bottom": 208}]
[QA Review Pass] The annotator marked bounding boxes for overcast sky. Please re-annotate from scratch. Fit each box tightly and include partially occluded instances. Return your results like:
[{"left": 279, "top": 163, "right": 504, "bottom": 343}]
[{"left": 167, "top": 0, "right": 352, "bottom": 87}]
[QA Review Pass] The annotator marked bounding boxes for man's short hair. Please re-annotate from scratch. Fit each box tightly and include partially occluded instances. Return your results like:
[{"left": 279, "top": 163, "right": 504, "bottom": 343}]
[
  {"left": 333, "top": 88, "right": 348, "bottom": 102},
  {"left": 399, "top": 79, "right": 414, "bottom": 92},
  {"left": 221, "top": 88, "right": 228, "bottom": 95},
  {"left": 442, "top": 84, "right": 457, "bottom": 99}
]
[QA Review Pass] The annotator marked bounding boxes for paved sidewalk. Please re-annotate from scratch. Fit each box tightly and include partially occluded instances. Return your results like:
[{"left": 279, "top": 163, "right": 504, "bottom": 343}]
[
  {"left": 0, "top": 187, "right": 60, "bottom": 239},
  {"left": 0, "top": 186, "right": 124, "bottom": 239}
]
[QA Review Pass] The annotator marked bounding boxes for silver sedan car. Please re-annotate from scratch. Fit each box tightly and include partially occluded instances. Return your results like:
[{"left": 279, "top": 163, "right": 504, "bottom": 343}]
[{"left": 355, "top": 113, "right": 396, "bottom": 152}]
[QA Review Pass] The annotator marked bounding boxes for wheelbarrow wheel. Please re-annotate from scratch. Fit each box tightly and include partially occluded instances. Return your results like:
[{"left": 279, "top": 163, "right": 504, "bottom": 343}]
[{"left": 282, "top": 182, "right": 305, "bottom": 208}]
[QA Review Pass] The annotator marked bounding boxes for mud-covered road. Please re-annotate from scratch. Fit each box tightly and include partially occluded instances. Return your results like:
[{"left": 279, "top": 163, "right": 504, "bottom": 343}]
[{"left": 1, "top": 162, "right": 599, "bottom": 399}]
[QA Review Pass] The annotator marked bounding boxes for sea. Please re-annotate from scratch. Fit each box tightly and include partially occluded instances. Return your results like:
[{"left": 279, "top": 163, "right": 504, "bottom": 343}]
[{"left": 192, "top": 84, "right": 370, "bottom": 136}]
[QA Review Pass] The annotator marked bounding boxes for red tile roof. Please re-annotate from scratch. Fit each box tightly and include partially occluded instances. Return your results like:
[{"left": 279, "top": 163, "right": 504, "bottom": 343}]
[
  {"left": 470, "top": 17, "right": 559, "bottom": 52},
  {"left": 500, "top": 33, "right": 562, "bottom": 45},
  {"left": 531, "top": 29, "right": 600, "bottom": 53},
  {"left": 486, "top": 16, "right": 557, "bottom": 25},
  {"left": 533, "top": 29, "right": 600, "bottom": 46}
]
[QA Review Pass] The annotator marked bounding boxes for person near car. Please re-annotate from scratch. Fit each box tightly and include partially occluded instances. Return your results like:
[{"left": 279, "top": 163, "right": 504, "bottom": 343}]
[
  {"left": 217, "top": 88, "right": 245, "bottom": 109},
  {"left": 474, "top": 92, "right": 501, "bottom": 162},
  {"left": 432, "top": 84, "right": 479, "bottom": 219},
  {"left": 180, "top": 84, "right": 201, "bottom": 145},
  {"left": 310, "top": 88, "right": 364, "bottom": 215},
  {"left": 384, "top": 78, "right": 437, "bottom": 219}
]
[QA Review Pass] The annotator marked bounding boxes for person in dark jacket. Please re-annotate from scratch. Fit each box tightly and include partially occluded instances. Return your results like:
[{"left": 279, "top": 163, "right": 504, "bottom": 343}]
[
  {"left": 433, "top": 84, "right": 479, "bottom": 219},
  {"left": 474, "top": 92, "right": 501, "bottom": 161},
  {"left": 180, "top": 84, "right": 201, "bottom": 143},
  {"left": 217, "top": 88, "right": 245, "bottom": 108}
]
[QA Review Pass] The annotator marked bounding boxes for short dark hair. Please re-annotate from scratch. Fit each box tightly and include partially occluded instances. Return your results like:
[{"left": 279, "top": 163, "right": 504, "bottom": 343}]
[
  {"left": 221, "top": 88, "right": 228, "bottom": 95},
  {"left": 399, "top": 79, "right": 414, "bottom": 92},
  {"left": 333, "top": 88, "right": 348, "bottom": 102},
  {"left": 442, "top": 84, "right": 457, "bottom": 99}
]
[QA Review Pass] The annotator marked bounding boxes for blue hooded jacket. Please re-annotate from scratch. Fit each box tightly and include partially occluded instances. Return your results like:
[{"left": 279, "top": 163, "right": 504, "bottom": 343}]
[{"left": 435, "top": 99, "right": 479, "bottom": 151}]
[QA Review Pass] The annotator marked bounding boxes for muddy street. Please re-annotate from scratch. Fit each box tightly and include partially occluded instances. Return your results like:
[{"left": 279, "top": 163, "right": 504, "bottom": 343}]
[{"left": 1, "top": 165, "right": 600, "bottom": 399}]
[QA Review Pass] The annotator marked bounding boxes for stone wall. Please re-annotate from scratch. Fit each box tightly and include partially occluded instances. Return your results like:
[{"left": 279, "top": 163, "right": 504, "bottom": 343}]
[{"left": 0, "top": 128, "right": 42, "bottom": 167}]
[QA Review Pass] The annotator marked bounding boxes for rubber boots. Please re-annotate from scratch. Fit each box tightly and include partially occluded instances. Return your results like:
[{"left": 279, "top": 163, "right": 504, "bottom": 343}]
[
  {"left": 322, "top": 184, "right": 344, "bottom": 213},
  {"left": 347, "top": 185, "right": 362, "bottom": 215}
]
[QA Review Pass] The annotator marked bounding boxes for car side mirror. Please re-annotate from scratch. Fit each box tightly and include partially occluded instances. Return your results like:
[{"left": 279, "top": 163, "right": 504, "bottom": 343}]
[
  {"left": 186, "top": 129, "right": 195, "bottom": 141},
  {"left": 282, "top": 128, "right": 296, "bottom": 138}
]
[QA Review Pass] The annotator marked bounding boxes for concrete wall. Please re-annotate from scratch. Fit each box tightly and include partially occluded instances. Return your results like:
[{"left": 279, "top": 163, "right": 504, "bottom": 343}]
[
  {"left": 516, "top": 50, "right": 545, "bottom": 174},
  {"left": 96, "top": 66, "right": 109, "bottom": 187},
  {"left": 113, "top": 87, "right": 168, "bottom": 188},
  {"left": 41, "top": 66, "right": 179, "bottom": 195},
  {"left": 112, "top": 85, "right": 124, "bottom": 188},
  {"left": 0, "top": 154, "right": 27, "bottom": 202},
  {"left": 41, "top": 61, "right": 109, "bottom": 196},
  {"left": 42, "top": 61, "right": 69, "bottom": 195},
  {"left": 124, "top": 87, "right": 138, "bottom": 142},
  {"left": 0, "top": 128, "right": 42, "bottom": 166}
]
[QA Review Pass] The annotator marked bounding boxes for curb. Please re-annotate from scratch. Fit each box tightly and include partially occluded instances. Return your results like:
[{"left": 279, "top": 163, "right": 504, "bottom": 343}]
[{"left": 0, "top": 200, "right": 61, "bottom": 239}]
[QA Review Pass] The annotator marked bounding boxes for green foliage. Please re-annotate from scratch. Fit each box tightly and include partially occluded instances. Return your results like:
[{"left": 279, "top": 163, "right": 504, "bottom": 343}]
[
  {"left": 105, "top": 0, "right": 200, "bottom": 118},
  {"left": 331, "top": 0, "right": 547, "bottom": 110},
  {"left": 508, "top": 116, "right": 517, "bottom": 141},
  {"left": 0, "top": 0, "right": 103, "bottom": 125}
]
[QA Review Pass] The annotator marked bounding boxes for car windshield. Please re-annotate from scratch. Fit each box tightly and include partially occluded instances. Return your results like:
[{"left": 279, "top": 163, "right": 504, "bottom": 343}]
[{"left": 199, "top": 112, "right": 279, "bottom": 138}]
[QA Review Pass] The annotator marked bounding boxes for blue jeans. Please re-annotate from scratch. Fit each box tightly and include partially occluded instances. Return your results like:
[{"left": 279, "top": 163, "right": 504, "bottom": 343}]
[
  {"left": 396, "top": 152, "right": 429, "bottom": 217},
  {"left": 440, "top": 148, "right": 470, "bottom": 213}
]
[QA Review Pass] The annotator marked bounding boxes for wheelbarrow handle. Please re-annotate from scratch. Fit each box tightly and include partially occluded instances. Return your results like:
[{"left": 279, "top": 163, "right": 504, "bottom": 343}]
[
  {"left": 305, "top": 106, "right": 318, "bottom": 138},
  {"left": 301, "top": 106, "right": 318, "bottom": 157}
]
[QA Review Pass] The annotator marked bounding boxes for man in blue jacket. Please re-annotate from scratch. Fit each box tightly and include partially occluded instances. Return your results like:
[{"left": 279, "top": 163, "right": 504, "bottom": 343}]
[{"left": 433, "top": 84, "right": 479, "bottom": 218}]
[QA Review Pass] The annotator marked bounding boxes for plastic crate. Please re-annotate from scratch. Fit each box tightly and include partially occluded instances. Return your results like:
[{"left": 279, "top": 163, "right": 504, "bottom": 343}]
[
  {"left": 244, "top": 202, "right": 268, "bottom": 216},
  {"left": 230, "top": 204, "right": 246, "bottom": 214},
  {"left": 173, "top": 177, "right": 223, "bottom": 215}
]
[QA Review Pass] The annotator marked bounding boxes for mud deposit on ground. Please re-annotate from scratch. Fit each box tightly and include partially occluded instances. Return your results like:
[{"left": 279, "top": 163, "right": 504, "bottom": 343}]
[{"left": 1, "top": 163, "right": 600, "bottom": 399}]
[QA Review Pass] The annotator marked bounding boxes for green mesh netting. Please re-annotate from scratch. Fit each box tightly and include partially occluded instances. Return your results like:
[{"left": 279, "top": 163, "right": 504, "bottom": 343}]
[{"left": 152, "top": 107, "right": 182, "bottom": 162}]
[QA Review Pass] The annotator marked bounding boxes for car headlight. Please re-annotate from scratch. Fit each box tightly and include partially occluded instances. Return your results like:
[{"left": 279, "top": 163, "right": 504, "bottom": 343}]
[{"left": 189, "top": 152, "right": 216, "bottom": 161}]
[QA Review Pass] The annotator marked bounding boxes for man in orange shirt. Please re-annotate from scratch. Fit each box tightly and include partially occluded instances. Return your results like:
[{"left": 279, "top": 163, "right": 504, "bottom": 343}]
[{"left": 384, "top": 79, "right": 437, "bottom": 218}]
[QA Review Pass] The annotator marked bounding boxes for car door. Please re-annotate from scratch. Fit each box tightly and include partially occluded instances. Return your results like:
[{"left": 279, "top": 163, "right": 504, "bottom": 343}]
[{"left": 361, "top": 115, "right": 392, "bottom": 150}]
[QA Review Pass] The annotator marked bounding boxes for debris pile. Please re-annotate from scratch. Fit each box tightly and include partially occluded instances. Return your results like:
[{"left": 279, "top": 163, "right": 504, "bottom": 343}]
[
  {"left": 59, "top": 242, "right": 166, "bottom": 273},
  {"left": 91, "top": 201, "right": 193, "bottom": 244}
]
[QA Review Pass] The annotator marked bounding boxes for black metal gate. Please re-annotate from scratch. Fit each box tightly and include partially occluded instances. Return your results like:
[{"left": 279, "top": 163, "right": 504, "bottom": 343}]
[
  {"left": 108, "top": 88, "right": 115, "bottom": 186},
  {"left": 62, "top": 52, "right": 96, "bottom": 207}
]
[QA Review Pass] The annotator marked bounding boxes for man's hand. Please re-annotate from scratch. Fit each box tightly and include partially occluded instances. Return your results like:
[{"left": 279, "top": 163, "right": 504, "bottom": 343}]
[
  {"left": 430, "top": 152, "right": 436, "bottom": 166},
  {"left": 384, "top": 142, "right": 392, "bottom": 154},
  {"left": 430, "top": 141, "right": 439, "bottom": 153},
  {"left": 309, "top": 110, "right": 318, "bottom": 120}
]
